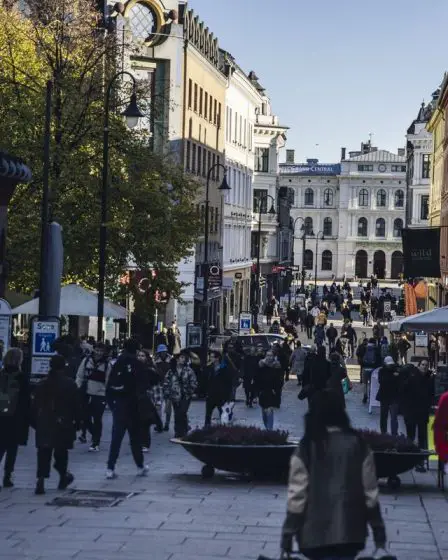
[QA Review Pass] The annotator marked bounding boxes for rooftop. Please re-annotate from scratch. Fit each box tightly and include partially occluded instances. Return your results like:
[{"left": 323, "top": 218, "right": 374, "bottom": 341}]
[{"left": 347, "top": 149, "right": 406, "bottom": 163}]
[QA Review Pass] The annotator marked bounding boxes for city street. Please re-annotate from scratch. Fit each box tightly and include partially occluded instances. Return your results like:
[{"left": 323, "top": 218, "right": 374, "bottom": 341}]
[{"left": 0, "top": 359, "right": 447, "bottom": 560}]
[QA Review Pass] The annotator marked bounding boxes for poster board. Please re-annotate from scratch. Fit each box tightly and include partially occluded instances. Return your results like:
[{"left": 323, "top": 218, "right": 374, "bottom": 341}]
[
  {"left": 239, "top": 312, "right": 252, "bottom": 335},
  {"left": 369, "top": 368, "right": 381, "bottom": 413}
]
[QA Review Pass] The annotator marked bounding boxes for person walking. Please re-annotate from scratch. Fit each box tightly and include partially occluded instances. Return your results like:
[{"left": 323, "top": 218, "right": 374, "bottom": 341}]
[
  {"left": 326, "top": 322, "right": 338, "bottom": 352},
  {"left": 105, "top": 339, "right": 149, "bottom": 479},
  {"left": 163, "top": 352, "right": 197, "bottom": 437},
  {"left": 137, "top": 350, "right": 162, "bottom": 451},
  {"left": 343, "top": 322, "right": 357, "bottom": 359},
  {"left": 290, "top": 341, "right": 307, "bottom": 386},
  {"left": 31, "top": 355, "right": 80, "bottom": 495},
  {"left": 327, "top": 352, "right": 350, "bottom": 408},
  {"left": 0, "top": 348, "right": 30, "bottom": 489},
  {"left": 204, "top": 351, "right": 233, "bottom": 426},
  {"left": 167, "top": 321, "right": 182, "bottom": 356},
  {"left": 75, "top": 342, "right": 110, "bottom": 452},
  {"left": 154, "top": 344, "right": 173, "bottom": 431},
  {"left": 242, "top": 347, "right": 258, "bottom": 407},
  {"left": 361, "top": 338, "right": 381, "bottom": 404},
  {"left": 377, "top": 356, "right": 401, "bottom": 436},
  {"left": 400, "top": 359, "right": 434, "bottom": 471},
  {"left": 301, "top": 346, "right": 331, "bottom": 406},
  {"left": 397, "top": 334, "right": 411, "bottom": 365},
  {"left": 305, "top": 311, "right": 314, "bottom": 341},
  {"left": 314, "top": 324, "right": 325, "bottom": 347},
  {"left": 281, "top": 390, "right": 387, "bottom": 559},
  {"left": 255, "top": 349, "right": 283, "bottom": 429}
]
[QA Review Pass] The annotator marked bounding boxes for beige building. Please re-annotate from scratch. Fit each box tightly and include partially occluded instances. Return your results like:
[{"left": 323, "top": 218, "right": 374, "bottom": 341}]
[{"left": 427, "top": 103, "right": 444, "bottom": 228}]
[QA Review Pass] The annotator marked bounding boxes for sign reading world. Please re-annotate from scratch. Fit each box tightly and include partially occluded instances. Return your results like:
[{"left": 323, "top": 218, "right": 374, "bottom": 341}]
[{"left": 280, "top": 163, "right": 341, "bottom": 176}]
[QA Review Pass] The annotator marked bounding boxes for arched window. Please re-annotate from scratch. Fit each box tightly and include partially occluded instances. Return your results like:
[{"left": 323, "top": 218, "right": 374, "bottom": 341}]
[
  {"left": 394, "top": 189, "right": 404, "bottom": 208},
  {"left": 359, "top": 188, "right": 369, "bottom": 207},
  {"left": 358, "top": 217, "right": 368, "bottom": 237},
  {"left": 323, "top": 217, "right": 332, "bottom": 236},
  {"left": 304, "top": 188, "right": 314, "bottom": 206},
  {"left": 304, "top": 249, "right": 313, "bottom": 270},
  {"left": 323, "top": 188, "right": 333, "bottom": 206},
  {"left": 375, "top": 218, "right": 386, "bottom": 237},
  {"left": 304, "top": 217, "right": 313, "bottom": 235},
  {"left": 393, "top": 218, "right": 403, "bottom": 237},
  {"left": 321, "top": 250, "right": 333, "bottom": 271},
  {"left": 376, "top": 189, "right": 387, "bottom": 207}
]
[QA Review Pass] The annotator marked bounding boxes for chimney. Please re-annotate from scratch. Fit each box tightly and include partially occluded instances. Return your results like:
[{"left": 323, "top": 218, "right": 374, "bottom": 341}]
[
  {"left": 286, "top": 149, "right": 295, "bottom": 164},
  {"left": 341, "top": 147, "right": 346, "bottom": 161},
  {"left": 397, "top": 148, "right": 405, "bottom": 157}
]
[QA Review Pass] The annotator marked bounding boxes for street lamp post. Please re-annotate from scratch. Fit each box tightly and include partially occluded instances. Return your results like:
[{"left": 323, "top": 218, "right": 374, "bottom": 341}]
[
  {"left": 314, "top": 231, "right": 325, "bottom": 294},
  {"left": 201, "top": 163, "right": 230, "bottom": 369},
  {"left": 254, "top": 194, "right": 276, "bottom": 329},
  {"left": 291, "top": 217, "right": 308, "bottom": 292},
  {"left": 97, "top": 71, "right": 144, "bottom": 342}
]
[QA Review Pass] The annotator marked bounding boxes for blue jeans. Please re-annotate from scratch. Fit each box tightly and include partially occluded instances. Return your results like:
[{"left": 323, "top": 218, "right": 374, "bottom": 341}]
[{"left": 262, "top": 407, "right": 274, "bottom": 430}]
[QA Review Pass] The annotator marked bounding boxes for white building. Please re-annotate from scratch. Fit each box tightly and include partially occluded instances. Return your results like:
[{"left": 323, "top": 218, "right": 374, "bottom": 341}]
[
  {"left": 221, "top": 53, "right": 262, "bottom": 326},
  {"left": 280, "top": 155, "right": 340, "bottom": 281},
  {"left": 280, "top": 142, "right": 407, "bottom": 281},
  {"left": 250, "top": 72, "right": 288, "bottom": 305},
  {"left": 406, "top": 94, "right": 438, "bottom": 228}
]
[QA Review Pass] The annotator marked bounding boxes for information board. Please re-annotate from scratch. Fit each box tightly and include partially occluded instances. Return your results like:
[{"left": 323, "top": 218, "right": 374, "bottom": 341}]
[
  {"left": 31, "top": 318, "right": 60, "bottom": 376},
  {"left": 239, "top": 312, "right": 252, "bottom": 335}
]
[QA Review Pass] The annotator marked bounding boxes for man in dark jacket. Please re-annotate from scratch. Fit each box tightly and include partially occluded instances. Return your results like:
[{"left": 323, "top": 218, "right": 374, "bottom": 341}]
[
  {"left": 204, "top": 351, "right": 233, "bottom": 426},
  {"left": 32, "top": 355, "right": 81, "bottom": 495},
  {"left": 326, "top": 323, "right": 338, "bottom": 352},
  {"left": 342, "top": 322, "right": 357, "bottom": 358},
  {"left": 400, "top": 359, "right": 434, "bottom": 470},
  {"left": 105, "top": 339, "right": 149, "bottom": 479},
  {"left": 377, "top": 356, "right": 401, "bottom": 436},
  {"left": 305, "top": 312, "right": 314, "bottom": 341}
]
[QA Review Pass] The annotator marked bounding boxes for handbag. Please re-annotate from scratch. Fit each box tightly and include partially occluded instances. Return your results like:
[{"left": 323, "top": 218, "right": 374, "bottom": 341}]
[
  {"left": 298, "top": 385, "right": 312, "bottom": 400},
  {"left": 342, "top": 377, "right": 350, "bottom": 395}
]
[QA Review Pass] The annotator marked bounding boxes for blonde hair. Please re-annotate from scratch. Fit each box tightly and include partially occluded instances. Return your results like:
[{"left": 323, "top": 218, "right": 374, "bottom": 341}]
[{"left": 3, "top": 348, "right": 23, "bottom": 370}]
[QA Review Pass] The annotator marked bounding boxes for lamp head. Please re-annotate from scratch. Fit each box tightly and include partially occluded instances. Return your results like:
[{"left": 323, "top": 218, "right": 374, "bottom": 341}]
[
  {"left": 122, "top": 92, "right": 144, "bottom": 129},
  {"left": 268, "top": 204, "right": 276, "bottom": 215},
  {"left": 219, "top": 172, "right": 231, "bottom": 192}
]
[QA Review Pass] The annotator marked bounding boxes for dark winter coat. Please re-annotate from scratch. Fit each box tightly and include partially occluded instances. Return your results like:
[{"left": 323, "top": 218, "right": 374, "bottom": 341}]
[
  {"left": 205, "top": 364, "right": 233, "bottom": 406},
  {"left": 377, "top": 365, "right": 401, "bottom": 404},
  {"left": 32, "top": 374, "right": 81, "bottom": 449},
  {"left": 400, "top": 365, "right": 434, "bottom": 423},
  {"left": 326, "top": 326, "right": 337, "bottom": 342},
  {"left": 327, "top": 360, "right": 347, "bottom": 408},
  {"left": 106, "top": 351, "right": 146, "bottom": 405},
  {"left": 0, "top": 368, "right": 30, "bottom": 448},
  {"left": 255, "top": 359, "right": 283, "bottom": 408},
  {"left": 302, "top": 355, "right": 331, "bottom": 398}
]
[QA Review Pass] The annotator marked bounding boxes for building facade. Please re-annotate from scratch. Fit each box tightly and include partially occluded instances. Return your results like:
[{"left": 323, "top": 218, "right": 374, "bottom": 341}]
[
  {"left": 249, "top": 73, "right": 288, "bottom": 307},
  {"left": 280, "top": 143, "right": 407, "bottom": 281},
  {"left": 221, "top": 53, "right": 262, "bottom": 327}
]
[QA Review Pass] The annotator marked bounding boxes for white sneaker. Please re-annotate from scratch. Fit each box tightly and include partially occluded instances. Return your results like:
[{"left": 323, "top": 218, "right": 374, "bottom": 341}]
[
  {"left": 106, "top": 469, "right": 117, "bottom": 479},
  {"left": 89, "top": 445, "right": 100, "bottom": 452},
  {"left": 142, "top": 447, "right": 149, "bottom": 453},
  {"left": 137, "top": 465, "right": 149, "bottom": 477}
]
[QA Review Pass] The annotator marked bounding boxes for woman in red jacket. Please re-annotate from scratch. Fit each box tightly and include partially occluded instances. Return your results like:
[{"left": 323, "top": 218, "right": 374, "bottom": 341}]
[{"left": 434, "top": 390, "right": 448, "bottom": 470}]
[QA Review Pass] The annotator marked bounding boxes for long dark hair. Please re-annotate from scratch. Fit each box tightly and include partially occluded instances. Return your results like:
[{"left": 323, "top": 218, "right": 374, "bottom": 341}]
[{"left": 302, "top": 389, "right": 354, "bottom": 461}]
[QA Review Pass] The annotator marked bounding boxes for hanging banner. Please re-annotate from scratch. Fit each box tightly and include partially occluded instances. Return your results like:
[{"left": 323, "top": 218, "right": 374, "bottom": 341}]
[{"left": 402, "top": 228, "right": 441, "bottom": 279}]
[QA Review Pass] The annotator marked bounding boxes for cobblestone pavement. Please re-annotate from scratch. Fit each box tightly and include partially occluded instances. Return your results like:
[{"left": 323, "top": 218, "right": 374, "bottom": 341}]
[{"left": 0, "top": 362, "right": 446, "bottom": 559}]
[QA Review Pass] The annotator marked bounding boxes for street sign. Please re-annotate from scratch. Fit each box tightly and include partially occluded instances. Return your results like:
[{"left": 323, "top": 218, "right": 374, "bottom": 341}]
[
  {"left": 234, "top": 272, "right": 243, "bottom": 279},
  {"left": 239, "top": 312, "right": 252, "bottom": 335},
  {"left": 31, "top": 318, "right": 60, "bottom": 376},
  {"left": 415, "top": 333, "right": 428, "bottom": 347},
  {"left": 383, "top": 301, "right": 392, "bottom": 314}
]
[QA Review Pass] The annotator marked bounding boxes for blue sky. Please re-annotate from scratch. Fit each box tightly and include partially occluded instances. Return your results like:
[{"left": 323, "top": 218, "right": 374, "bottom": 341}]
[{"left": 188, "top": 0, "right": 448, "bottom": 163}]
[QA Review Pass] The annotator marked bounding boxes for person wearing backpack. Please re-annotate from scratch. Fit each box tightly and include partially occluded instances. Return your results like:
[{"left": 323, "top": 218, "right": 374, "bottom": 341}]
[
  {"left": 0, "top": 348, "right": 30, "bottom": 489},
  {"left": 361, "top": 339, "right": 380, "bottom": 404}
]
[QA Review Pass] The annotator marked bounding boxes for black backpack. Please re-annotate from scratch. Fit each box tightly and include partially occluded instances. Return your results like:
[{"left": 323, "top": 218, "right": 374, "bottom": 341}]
[{"left": 0, "top": 370, "right": 21, "bottom": 416}]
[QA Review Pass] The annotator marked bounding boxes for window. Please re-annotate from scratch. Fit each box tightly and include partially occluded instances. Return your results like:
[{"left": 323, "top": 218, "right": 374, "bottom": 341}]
[
  {"left": 209, "top": 95, "right": 213, "bottom": 121},
  {"left": 192, "top": 143, "right": 196, "bottom": 173},
  {"left": 304, "top": 188, "right": 314, "bottom": 206},
  {"left": 391, "top": 165, "right": 406, "bottom": 172},
  {"left": 202, "top": 148, "right": 207, "bottom": 177},
  {"left": 193, "top": 83, "right": 198, "bottom": 112},
  {"left": 255, "top": 147, "right": 269, "bottom": 172},
  {"left": 376, "top": 189, "right": 386, "bottom": 207},
  {"left": 304, "top": 249, "right": 313, "bottom": 270},
  {"left": 204, "top": 92, "right": 208, "bottom": 120},
  {"left": 229, "top": 108, "right": 232, "bottom": 142},
  {"left": 323, "top": 217, "right": 332, "bottom": 236},
  {"left": 322, "top": 250, "right": 332, "bottom": 271},
  {"left": 188, "top": 79, "right": 192, "bottom": 109},
  {"left": 422, "top": 154, "right": 431, "bottom": 179},
  {"left": 358, "top": 189, "right": 369, "bottom": 207},
  {"left": 304, "top": 217, "right": 313, "bottom": 235},
  {"left": 214, "top": 207, "right": 219, "bottom": 233},
  {"left": 253, "top": 189, "right": 268, "bottom": 213},
  {"left": 214, "top": 99, "right": 217, "bottom": 125},
  {"left": 218, "top": 103, "right": 222, "bottom": 128},
  {"left": 185, "top": 140, "right": 191, "bottom": 171},
  {"left": 358, "top": 164, "right": 373, "bottom": 172},
  {"left": 358, "top": 217, "right": 368, "bottom": 237},
  {"left": 199, "top": 87, "right": 203, "bottom": 116},
  {"left": 394, "top": 189, "right": 404, "bottom": 208},
  {"left": 197, "top": 146, "right": 202, "bottom": 176},
  {"left": 421, "top": 195, "right": 429, "bottom": 220},
  {"left": 323, "top": 188, "right": 333, "bottom": 206},
  {"left": 207, "top": 150, "right": 211, "bottom": 175},
  {"left": 375, "top": 218, "right": 385, "bottom": 237},
  {"left": 234, "top": 112, "right": 238, "bottom": 142},
  {"left": 129, "top": 1, "right": 157, "bottom": 40},
  {"left": 393, "top": 218, "right": 403, "bottom": 238}
]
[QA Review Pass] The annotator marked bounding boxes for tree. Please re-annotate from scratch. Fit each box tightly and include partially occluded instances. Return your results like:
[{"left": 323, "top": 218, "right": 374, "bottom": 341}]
[{"left": 0, "top": 0, "right": 201, "bottom": 311}]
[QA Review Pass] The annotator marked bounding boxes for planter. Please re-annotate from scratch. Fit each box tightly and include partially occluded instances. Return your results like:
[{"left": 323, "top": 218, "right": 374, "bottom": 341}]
[
  {"left": 373, "top": 450, "right": 432, "bottom": 489},
  {"left": 171, "top": 438, "right": 297, "bottom": 480}
]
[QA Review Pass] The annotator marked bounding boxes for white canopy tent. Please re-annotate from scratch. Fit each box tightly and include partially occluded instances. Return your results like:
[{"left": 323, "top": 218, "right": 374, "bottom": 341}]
[
  {"left": 11, "top": 283, "right": 127, "bottom": 319},
  {"left": 389, "top": 306, "right": 448, "bottom": 333}
]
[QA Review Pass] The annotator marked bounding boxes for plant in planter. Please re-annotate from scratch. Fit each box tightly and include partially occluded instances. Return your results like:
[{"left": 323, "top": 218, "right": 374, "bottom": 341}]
[{"left": 173, "top": 424, "right": 296, "bottom": 479}]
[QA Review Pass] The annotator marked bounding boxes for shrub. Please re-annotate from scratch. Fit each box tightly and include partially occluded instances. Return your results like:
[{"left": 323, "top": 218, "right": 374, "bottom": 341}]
[
  {"left": 183, "top": 424, "right": 290, "bottom": 446},
  {"left": 359, "top": 430, "right": 420, "bottom": 453}
]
